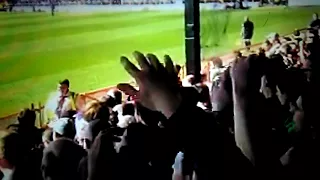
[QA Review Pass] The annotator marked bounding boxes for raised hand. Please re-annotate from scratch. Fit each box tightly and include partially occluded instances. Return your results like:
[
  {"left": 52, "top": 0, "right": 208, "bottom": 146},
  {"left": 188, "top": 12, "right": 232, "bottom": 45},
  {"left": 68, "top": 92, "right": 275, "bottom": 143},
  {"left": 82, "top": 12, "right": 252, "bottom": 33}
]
[
  {"left": 117, "top": 51, "right": 181, "bottom": 118},
  {"left": 230, "top": 55, "right": 265, "bottom": 97},
  {"left": 230, "top": 55, "right": 282, "bottom": 173}
]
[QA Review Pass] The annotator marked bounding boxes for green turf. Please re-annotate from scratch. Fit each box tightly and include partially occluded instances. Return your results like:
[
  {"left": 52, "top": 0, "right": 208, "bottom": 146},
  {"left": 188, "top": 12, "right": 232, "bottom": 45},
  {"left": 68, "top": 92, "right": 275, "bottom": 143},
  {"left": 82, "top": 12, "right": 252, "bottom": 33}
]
[{"left": 0, "top": 6, "right": 318, "bottom": 117}]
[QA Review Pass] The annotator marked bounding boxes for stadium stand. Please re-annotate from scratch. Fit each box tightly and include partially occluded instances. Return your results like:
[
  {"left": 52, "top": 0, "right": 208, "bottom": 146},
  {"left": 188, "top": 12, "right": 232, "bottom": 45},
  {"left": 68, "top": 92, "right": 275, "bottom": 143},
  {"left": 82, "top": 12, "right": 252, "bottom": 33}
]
[
  {"left": 12, "top": 0, "right": 264, "bottom": 6},
  {"left": 0, "top": 11, "right": 319, "bottom": 180}
]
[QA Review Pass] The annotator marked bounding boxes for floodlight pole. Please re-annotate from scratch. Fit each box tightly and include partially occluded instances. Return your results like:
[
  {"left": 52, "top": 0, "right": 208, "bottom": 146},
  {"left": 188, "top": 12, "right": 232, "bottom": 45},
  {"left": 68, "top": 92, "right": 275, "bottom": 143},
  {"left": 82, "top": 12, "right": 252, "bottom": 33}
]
[{"left": 184, "top": 0, "right": 201, "bottom": 83}]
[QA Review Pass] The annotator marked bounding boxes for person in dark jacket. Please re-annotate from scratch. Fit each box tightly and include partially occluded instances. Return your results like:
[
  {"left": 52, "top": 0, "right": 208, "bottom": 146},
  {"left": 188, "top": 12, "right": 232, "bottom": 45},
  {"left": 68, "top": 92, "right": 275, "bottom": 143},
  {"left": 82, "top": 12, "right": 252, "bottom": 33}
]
[
  {"left": 7, "top": 108, "right": 43, "bottom": 150},
  {"left": 41, "top": 138, "right": 86, "bottom": 180},
  {"left": 309, "top": 13, "right": 320, "bottom": 37},
  {"left": 0, "top": 132, "right": 43, "bottom": 180},
  {"left": 241, "top": 16, "right": 254, "bottom": 50},
  {"left": 309, "top": 13, "right": 320, "bottom": 29}
]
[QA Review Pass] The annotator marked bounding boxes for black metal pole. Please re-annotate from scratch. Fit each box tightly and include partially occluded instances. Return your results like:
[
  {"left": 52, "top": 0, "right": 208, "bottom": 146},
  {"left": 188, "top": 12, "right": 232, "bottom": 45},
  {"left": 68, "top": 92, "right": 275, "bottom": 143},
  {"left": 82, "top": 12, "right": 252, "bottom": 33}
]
[{"left": 184, "top": 0, "right": 201, "bottom": 83}]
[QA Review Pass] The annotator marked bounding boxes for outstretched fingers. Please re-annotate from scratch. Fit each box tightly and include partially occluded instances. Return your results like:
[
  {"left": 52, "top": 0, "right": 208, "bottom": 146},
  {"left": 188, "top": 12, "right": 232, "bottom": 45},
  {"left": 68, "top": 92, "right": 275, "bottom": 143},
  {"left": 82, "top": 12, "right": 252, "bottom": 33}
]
[
  {"left": 133, "top": 51, "right": 151, "bottom": 71},
  {"left": 146, "top": 53, "right": 163, "bottom": 71},
  {"left": 164, "top": 55, "right": 175, "bottom": 75},
  {"left": 121, "top": 56, "right": 140, "bottom": 78}
]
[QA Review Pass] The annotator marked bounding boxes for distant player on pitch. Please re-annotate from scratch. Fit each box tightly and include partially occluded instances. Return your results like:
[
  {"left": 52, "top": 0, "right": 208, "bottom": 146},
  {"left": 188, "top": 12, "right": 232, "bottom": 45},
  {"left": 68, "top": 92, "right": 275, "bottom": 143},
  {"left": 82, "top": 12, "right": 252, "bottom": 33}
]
[
  {"left": 241, "top": 16, "right": 254, "bottom": 50},
  {"left": 50, "top": 0, "right": 55, "bottom": 16}
]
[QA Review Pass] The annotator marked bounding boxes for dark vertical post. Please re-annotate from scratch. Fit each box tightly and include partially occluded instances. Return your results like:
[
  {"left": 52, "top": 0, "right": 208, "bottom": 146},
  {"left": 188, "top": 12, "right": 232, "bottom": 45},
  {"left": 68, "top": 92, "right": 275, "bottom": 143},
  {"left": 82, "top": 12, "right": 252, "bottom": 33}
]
[{"left": 184, "top": 0, "right": 201, "bottom": 83}]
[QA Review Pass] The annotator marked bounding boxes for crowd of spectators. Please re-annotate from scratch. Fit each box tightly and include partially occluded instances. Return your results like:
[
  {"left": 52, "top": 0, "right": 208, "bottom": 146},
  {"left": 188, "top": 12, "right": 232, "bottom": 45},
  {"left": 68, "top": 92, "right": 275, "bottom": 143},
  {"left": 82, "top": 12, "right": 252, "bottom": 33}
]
[
  {"left": 15, "top": 0, "right": 176, "bottom": 6},
  {"left": 13, "top": 0, "right": 264, "bottom": 7},
  {"left": 0, "top": 12, "right": 320, "bottom": 180}
]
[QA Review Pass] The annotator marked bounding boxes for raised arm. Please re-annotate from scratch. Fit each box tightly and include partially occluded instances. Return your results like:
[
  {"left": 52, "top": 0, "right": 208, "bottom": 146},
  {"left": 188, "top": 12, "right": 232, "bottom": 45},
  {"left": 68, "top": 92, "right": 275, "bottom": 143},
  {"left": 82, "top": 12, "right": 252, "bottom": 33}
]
[{"left": 230, "top": 55, "right": 281, "bottom": 173}]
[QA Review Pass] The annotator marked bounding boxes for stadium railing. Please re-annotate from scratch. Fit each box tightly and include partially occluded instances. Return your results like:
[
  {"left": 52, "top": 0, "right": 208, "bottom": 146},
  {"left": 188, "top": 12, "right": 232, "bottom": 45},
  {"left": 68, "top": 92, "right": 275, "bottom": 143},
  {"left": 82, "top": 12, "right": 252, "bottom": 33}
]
[{"left": 0, "top": 27, "right": 309, "bottom": 129}]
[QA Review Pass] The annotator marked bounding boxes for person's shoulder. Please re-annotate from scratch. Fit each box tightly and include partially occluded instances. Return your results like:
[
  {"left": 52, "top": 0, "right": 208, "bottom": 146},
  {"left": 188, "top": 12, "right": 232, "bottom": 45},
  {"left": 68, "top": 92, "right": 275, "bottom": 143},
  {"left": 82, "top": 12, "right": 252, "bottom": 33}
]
[
  {"left": 6, "top": 124, "right": 20, "bottom": 132},
  {"left": 310, "top": 19, "right": 320, "bottom": 26},
  {"left": 69, "top": 91, "right": 77, "bottom": 98}
]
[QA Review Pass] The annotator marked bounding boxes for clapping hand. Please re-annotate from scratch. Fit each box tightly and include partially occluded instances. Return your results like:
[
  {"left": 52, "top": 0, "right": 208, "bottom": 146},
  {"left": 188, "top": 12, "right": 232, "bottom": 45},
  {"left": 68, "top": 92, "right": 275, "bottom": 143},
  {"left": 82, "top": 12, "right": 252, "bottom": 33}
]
[{"left": 117, "top": 51, "right": 182, "bottom": 118}]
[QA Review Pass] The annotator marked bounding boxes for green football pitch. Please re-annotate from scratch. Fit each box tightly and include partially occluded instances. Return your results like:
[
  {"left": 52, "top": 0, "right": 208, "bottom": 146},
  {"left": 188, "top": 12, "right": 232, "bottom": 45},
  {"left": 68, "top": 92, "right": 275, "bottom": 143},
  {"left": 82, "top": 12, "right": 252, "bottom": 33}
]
[{"left": 0, "top": 6, "right": 318, "bottom": 117}]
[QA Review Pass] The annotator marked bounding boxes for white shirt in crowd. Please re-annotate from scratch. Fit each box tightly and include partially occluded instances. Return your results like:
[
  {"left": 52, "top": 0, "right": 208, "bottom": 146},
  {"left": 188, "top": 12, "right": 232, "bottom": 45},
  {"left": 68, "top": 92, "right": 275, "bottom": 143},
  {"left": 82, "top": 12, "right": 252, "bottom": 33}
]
[
  {"left": 209, "top": 67, "right": 226, "bottom": 83},
  {"left": 44, "top": 91, "right": 75, "bottom": 123},
  {"left": 113, "top": 104, "right": 136, "bottom": 128},
  {"left": 74, "top": 113, "right": 89, "bottom": 139}
]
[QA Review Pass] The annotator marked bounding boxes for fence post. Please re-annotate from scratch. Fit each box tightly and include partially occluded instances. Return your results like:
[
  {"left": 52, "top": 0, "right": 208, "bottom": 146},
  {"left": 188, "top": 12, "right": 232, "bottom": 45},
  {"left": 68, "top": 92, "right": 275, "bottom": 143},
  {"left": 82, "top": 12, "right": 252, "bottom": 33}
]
[{"left": 38, "top": 102, "right": 42, "bottom": 128}]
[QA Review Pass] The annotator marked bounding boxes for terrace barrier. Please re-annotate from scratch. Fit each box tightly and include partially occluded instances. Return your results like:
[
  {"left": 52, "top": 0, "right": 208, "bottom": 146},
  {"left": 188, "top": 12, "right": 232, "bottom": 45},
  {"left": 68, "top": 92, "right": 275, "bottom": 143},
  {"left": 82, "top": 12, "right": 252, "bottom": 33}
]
[{"left": 0, "top": 27, "right": 309, "bottom": 129}]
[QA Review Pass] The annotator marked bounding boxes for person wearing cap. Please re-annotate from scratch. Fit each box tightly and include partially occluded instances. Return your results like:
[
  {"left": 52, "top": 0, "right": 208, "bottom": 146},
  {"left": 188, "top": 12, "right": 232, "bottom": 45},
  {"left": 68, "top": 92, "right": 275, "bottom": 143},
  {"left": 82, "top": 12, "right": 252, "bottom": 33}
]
[
  {"left": 49, "top": 118, "right": 76, "bottom": 141},
  {"left": 44, "top": 79, "right": 78, "bottom": 126}
]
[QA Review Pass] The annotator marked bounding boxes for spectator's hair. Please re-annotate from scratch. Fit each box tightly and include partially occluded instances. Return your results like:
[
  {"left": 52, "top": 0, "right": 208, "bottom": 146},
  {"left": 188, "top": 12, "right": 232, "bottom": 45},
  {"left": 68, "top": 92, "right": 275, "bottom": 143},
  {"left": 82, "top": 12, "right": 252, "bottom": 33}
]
[
  {"left": 212, "top": 57, "right": 223, "bottom": 68},
  {"left": 100, "top": 95, "right": 117, "bottom": 108},
  {"left": 201, "top": 73, "right": 207, "bottom": 83},
  {"left": 265, "top": 40, "right": 271, "bottom": 45},
  {"left": 17, "top": 108, "right": 36, "bottom": 127},
  {"left": 314, "top": 12, "right": 319, "bottom": 18},
  {"left": 233, "top": 50, "right": 242, "bottom": 58},
  {"left": 1, "top": 132, "right": 28, "bottom": 167},
  {"left": 83, "top": 100, "right": 110, "bottom": 121},
  {"left": 293, "top": 30, "right": 300, "bottom": 37},
  {"left": 284, "top": 37, "right": 292, "bottom": 42},
  {"left": 122, "top": 103, "right": 135, "bottom": 116},
  {"left": 59, "top": 79, "right": 70, "bottom": 87},
  {"left": 258, "top": 47, "right": 266, "bottom": 56},
  {"left": 279, "top": 45, "right": 292, "bottom": 56},
  {"left": 113, "top": 90, "right": 122, "bottom": 105}
]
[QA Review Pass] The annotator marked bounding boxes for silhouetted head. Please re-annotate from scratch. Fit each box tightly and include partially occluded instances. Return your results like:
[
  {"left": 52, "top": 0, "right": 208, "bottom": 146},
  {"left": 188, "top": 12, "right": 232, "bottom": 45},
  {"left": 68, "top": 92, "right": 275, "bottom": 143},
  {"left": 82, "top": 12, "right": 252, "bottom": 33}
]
[
  {"left": 1, "top": 132, "right": 28, "bottom": 168},
  {"left": 50, "top": 118, "right": 76, "bottom": 141},
  {"left": 83, "top": 100, "right": 110, "bottom": 122},
  {"left": 106, "top": 89, "right": 122, "bottom": 105},
  {"left": 244, "top": 16, "right": 249, "bottom": 22},
  {"left": 313, "top": 13, "right": 319, "bottom": 20},
  {"left": 17, "top": 108, "right": 36, "bottom": 128}
]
